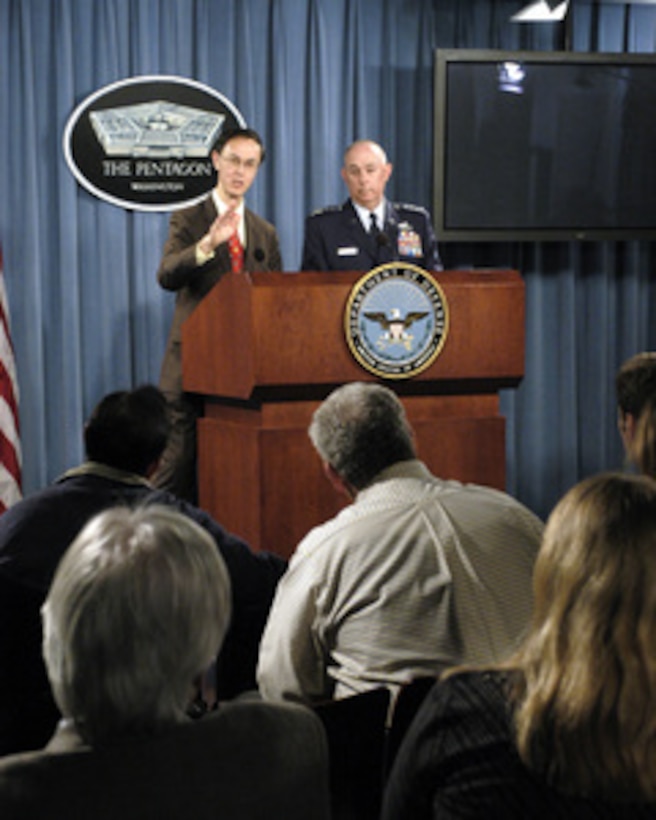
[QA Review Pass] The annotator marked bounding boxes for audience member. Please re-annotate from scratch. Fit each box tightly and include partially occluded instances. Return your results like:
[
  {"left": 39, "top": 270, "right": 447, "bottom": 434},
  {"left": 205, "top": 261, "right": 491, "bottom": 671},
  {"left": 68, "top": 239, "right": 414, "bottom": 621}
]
[
  {"left": 154, "top": 126, "right": 282, "bottom": 501},
  {"left": 301, "top": 139, "right": 442, "bottom": 272},
  {"left": 382, "top": 472, "right": 656, "bottom": 818},
  {"left": 615, "top": 351, "right": 656, "bottom": 454},
  {"left": 0, "top": 385, "right": 286, "bottom": 755},
  {"left": 0, "top": 506, "right": 329, "bottom": 819},
  {"left": 257, "top": 382, "right": 542, "bottom": 704},
  {"left": 629, "top": 396, "right": 656, "bottom": 479}
]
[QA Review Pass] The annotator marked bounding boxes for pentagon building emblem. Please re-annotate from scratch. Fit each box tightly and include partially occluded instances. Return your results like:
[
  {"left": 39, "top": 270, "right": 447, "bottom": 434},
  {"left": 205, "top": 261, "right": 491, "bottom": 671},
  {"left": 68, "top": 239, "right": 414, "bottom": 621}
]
[
  {"left": 63, "top": 76, "right": 245, "bottom": 212},
  {"left": 89, "top": 101, "right": 225, "bottom": 159},
  {"left": 345, "top": 263, "right": 449, "bottom": 379}
]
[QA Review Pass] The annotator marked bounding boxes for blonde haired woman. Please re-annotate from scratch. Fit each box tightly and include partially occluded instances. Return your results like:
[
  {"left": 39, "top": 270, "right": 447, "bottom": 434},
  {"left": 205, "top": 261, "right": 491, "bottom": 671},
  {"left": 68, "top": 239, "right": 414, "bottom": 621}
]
[{"left": 383, "top": 472, "right": 656, "bottom": 818}]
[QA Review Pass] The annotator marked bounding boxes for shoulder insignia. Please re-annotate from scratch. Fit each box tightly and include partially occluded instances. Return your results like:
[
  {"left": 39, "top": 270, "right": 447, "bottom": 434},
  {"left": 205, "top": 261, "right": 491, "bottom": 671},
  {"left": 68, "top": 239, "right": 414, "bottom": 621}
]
[
  {"left": 393, "top": 202, "right": 427, "bottom": 214},
  {"left": 309, "top": 205, "right": 341, "bottom": 217}
]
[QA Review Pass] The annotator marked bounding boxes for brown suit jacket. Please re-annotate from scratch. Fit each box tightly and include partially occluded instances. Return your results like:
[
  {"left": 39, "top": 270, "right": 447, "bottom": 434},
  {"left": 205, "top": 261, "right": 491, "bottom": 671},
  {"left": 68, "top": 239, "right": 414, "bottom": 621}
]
[
  {"left": 157, "top": 195, "right": 283, "bottom": 395},
  {"left": 0, "top": 700, "right": 330, "bottom": 820}
]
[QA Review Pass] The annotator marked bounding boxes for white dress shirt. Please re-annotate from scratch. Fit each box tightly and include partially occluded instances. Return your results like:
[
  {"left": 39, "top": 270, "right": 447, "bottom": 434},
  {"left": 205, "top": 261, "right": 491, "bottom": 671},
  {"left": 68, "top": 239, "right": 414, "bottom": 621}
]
[
  {"left": 257, "top": 460, "right": 543, "bottom": 704},
  {"left": 353, "top": 199, "right": 386, "bottom": 233}
]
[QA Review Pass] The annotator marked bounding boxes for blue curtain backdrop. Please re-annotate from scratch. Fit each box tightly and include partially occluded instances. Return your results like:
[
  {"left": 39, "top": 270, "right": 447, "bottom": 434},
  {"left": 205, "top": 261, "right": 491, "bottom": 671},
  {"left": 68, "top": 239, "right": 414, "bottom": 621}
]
[{"left": 0, "top": 0, "right": 654, "bottom": 521}]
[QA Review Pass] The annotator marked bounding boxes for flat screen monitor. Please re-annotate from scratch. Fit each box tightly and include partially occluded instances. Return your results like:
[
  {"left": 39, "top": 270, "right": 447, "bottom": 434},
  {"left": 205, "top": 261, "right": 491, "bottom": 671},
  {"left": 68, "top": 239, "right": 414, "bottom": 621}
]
[{"left": 433, "top": 49, "right": 656, "bottom": 241}]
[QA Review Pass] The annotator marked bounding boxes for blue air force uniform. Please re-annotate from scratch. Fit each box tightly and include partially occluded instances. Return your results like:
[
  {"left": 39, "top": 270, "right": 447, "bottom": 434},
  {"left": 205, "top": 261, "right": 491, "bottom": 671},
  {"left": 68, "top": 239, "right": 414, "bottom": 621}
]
[{"left": 301, "top": 198, "right": 442, "bottom": 272}]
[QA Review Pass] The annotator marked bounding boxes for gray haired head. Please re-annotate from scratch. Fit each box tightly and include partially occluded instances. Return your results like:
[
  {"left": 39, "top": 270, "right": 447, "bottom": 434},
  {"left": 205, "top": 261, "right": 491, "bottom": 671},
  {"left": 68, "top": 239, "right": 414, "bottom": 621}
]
[
  {"left": 42, "top": 505, "right": 231, "bottom": 745},
  {"left": 309, "top": 382, "right": 415, "bottom": 491}
]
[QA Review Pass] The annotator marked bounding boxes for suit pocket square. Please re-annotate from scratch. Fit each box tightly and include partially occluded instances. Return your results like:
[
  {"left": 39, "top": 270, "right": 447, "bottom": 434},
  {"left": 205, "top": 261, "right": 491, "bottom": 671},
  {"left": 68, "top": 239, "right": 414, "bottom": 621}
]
[{"left": 337, "top": 247, "right": 359, "bottom": 256}]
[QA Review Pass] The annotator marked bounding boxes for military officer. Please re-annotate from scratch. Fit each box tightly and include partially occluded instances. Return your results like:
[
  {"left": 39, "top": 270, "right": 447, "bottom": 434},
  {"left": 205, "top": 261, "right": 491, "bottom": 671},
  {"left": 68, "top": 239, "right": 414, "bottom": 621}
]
[{"left": 301, "top": 139, "right": 442, "bottom": 272}]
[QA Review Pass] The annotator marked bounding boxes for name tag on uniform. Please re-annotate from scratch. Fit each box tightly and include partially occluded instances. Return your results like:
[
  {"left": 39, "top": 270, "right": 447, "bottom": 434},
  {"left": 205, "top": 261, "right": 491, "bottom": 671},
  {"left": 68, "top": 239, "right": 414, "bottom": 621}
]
[{"left": 337, "top": 246, "right": 359, "bottom": 256}]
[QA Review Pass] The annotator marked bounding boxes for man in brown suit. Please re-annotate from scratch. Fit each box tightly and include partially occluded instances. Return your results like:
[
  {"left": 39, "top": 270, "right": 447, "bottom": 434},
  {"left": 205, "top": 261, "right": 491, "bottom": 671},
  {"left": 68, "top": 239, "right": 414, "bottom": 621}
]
[{"left": 154, "top": 127, "right": 283, "bottom": 501}]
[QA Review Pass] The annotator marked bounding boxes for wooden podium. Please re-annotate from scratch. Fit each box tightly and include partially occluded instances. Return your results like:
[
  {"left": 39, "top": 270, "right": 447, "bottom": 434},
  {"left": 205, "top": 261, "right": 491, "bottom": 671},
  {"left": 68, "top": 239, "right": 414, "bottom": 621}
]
[{"left": 182, "top": 269, "right": 525, "bottom": 558}]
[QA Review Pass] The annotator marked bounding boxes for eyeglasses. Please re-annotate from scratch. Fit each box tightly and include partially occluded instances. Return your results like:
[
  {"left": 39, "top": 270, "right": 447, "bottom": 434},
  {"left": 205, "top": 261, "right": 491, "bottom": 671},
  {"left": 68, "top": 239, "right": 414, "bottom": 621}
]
[{"left": 220, "top": 153, "right": 260, "bottom": 171}]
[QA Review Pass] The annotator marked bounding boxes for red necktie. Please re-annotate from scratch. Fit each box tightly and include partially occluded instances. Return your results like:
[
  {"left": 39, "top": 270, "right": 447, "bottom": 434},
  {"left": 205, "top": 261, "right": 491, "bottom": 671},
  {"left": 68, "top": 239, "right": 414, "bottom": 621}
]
[{"left": 228, "top": 233, "right": 244, "bottom": 273}]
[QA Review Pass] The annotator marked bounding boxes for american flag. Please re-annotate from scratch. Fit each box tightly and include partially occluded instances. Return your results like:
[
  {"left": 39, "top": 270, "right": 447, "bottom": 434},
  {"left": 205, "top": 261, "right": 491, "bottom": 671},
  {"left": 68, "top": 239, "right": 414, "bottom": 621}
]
[{"left": 0, "top": 245, "right": 22, "bottom": 513}]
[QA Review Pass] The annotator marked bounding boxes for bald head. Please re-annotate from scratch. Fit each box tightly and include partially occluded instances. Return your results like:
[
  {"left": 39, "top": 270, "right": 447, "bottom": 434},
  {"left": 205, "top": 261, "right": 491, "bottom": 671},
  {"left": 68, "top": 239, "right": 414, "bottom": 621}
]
[
  {"left": 343, "top": 140, "right": 388, "bottom": 165},
  {"left": 341, "top": 140, "right": 392, "bottom": 210}
]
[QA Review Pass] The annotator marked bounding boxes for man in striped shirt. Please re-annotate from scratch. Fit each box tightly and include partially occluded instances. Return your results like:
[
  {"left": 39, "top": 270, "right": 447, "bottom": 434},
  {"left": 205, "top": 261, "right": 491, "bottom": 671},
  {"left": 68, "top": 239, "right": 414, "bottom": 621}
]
[{"left": 257, "top": 382, "right": 543, "bottom": 704}]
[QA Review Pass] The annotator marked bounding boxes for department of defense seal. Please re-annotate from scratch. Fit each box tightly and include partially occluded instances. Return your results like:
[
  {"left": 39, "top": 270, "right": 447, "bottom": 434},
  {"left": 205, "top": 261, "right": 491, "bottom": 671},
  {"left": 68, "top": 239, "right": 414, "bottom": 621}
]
[{"left": 345, "top": 263, "right": 449, "bottom": 379}]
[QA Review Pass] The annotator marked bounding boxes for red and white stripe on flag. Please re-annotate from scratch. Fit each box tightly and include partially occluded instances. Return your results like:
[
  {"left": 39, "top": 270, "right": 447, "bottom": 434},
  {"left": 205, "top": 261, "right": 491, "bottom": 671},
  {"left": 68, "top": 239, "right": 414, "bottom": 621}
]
[{"left": 0, "top": 245, "right": 22, "bottom": 513}]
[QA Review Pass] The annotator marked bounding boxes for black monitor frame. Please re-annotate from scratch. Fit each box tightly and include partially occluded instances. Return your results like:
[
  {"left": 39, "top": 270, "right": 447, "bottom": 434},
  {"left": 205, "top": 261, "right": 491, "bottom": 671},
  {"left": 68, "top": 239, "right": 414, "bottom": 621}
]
[{"left": 433, "top": 48, "right": 656, "bottom": 242}]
